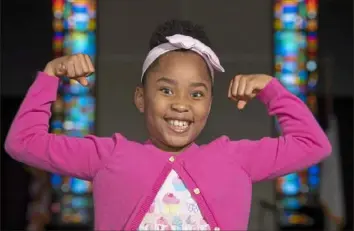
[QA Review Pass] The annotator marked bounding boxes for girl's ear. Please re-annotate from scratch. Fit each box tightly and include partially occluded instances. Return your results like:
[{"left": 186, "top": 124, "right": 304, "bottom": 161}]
[{"left": 134, "top": 85, "right": 145, "bottom": 113}]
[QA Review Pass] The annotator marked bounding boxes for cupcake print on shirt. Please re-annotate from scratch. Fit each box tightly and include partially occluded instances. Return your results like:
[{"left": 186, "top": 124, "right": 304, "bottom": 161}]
[
  {"left": 172, "top": 175, "right": 187, "bottom": 191},
  {"left": 156, "top": 217, "right": 171, "bottom": 231},
  {"left": 163, "top": 193, "right": 180, "bottom": 214},
  {"left": 172, "top": 216, "right": 183, "bottom": 231},
  {"left": 138, "top": 170, "right": 210, "bottom": 231}
]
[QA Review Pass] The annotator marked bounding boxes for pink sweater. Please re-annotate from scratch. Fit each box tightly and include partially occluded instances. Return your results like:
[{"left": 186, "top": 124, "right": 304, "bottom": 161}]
[{"left": 5, "top": 72, "right": 331, "bottom": 230}]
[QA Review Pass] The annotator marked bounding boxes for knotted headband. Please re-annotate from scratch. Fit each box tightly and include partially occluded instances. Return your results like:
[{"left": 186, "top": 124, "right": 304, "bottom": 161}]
[{"left": 141, "top": 34, "right": 225, "bottom": 82}]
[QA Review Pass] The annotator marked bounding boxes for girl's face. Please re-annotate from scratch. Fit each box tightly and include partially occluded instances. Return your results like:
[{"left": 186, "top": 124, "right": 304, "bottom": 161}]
[{"left": 135, "top": 51, "right": 213, "bottom": 152}]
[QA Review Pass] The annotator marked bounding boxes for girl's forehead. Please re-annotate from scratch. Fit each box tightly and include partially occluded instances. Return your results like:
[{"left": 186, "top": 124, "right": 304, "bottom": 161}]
[{"left": 157, "top": 52, "right": 210, "bottom": 73}]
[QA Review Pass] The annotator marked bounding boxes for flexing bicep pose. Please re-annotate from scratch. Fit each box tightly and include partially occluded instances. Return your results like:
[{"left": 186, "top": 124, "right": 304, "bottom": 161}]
[{"left": 5, "top": 19, "right": 331, "bottom": 231}]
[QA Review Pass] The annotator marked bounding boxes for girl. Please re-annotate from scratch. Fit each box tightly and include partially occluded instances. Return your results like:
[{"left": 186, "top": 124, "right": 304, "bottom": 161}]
[{"left": 5, "top": 20, "right": 331, "bottom": 230}]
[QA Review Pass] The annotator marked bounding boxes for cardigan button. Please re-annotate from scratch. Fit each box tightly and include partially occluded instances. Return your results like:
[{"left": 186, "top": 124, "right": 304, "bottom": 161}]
[
  {"left": 169, "top": 156, "right": 175, "bottom": 162},
  {"left": 214, "top": 227, "right": 220, "bottom": 231},
  {"left": 193, "top": 188, "right": 200, "bottom": 195}
]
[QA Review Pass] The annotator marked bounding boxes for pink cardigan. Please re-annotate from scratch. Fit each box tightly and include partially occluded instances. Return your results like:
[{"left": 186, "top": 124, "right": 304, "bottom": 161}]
[{"left": 5, "top": 72, "right": 331, "bottom": 230}]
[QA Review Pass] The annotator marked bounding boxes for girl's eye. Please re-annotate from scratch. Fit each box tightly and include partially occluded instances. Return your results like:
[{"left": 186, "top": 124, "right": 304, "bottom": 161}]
[
  {"left": 191, "top": 91, "right": 204, "bottom": 98},
  {"left": 160, "top": 87, "right": 173, "bottom": 95}
]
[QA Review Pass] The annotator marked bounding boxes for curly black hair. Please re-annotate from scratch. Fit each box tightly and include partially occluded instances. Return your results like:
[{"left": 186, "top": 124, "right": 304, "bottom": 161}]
[
  {"left": 148, "top": 19, "right": 212, "bottom": 50},
  {"left": 142, "top": 19, "right": 212, "bottom": 85}
]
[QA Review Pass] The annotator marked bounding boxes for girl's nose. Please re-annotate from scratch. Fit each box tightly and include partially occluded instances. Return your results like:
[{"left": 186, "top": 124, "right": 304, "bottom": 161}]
[{"left": 171, "top": 102, "right": 189, "bottom": 113}]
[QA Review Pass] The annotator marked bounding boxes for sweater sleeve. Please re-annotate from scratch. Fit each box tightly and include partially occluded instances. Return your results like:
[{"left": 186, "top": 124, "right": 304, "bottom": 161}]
[
  {"left": 5, "top": 72, "right": 120, "bottom": 180},
  {"left": 225, "top": 78, "right": 332, "bottom": 182}
]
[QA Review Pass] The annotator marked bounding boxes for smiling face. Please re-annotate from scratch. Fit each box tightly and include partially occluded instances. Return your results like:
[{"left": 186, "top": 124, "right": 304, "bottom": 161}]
[{"left": 135, "top": 51, "right": 213, "bottom": 152}]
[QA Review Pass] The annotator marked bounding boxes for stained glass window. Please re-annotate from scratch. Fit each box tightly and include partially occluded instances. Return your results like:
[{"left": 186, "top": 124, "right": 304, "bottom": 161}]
[
  {"left": 274, "top": 0, "right": 320, "bottom": 227},
  {"left": 51, "top": 0, "right": 96, "bottom": 226}
]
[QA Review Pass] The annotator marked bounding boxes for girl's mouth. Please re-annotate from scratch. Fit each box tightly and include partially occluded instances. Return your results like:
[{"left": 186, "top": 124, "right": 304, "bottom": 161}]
[{"left": 165, "top": 119, "right": 192, "bottom": 133}]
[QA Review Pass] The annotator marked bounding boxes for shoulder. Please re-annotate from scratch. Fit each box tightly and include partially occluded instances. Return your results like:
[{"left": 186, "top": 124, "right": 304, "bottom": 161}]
[
  {"left": 109, "top": 133, "right": 147, "bottom": 154},
  {"left": 199, "top": 135, "right": 236, "bottom": 153},
  {"left": 195, "top": 136, "right": 253, "bottom": 177},
  {"left": 199, "top": 135, "right": 260, "bottom": 157},
  {"left": 86, "top": 133, "right": 146, "bottom": 158}
]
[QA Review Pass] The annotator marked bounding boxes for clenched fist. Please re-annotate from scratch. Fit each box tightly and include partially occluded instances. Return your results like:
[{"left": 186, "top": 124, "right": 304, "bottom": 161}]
[
  {"left": 44, "top": 54, "right": 95, "bottom": 86},
  {"left": 228, "top": 74, "right": 273, "bottom": 110}
]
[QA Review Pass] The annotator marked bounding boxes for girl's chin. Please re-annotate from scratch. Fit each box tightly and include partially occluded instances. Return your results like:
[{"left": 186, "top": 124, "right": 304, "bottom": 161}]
[{"left": 161, "top": 138, "right": 193, "bottom": 153}]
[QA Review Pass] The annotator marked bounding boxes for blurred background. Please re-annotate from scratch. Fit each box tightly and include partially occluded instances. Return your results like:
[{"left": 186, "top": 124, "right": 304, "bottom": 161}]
[{"left": 1, "top": 0, "right": 353, "bottom": 230}]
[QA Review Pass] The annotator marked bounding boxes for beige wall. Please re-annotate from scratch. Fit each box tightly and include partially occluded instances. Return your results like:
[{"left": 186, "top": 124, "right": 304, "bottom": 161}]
[{"left": 96, "top": 1, "right": 276, "bottom": 230}]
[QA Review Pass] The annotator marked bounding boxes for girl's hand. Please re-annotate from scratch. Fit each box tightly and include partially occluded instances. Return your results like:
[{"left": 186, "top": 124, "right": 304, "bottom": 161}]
[
  {"left": 228, "top": 74, "right": 273, "bottom": 110},
  {"left": 43, "top": 53, "right": 95, "bottom": 86}
]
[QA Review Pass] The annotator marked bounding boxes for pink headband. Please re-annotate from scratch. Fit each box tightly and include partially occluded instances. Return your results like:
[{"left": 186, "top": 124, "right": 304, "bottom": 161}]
[{"left": 141, "top": 34, "right": 225, "bottom": 82}]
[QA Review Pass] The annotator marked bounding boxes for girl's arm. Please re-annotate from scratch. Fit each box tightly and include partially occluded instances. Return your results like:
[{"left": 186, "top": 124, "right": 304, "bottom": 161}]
[
  {"left": 5, "top": 72, "right": 121, "bottom": 180},
  {"left": 224, "top": 78, "right": 331, "bottom": 182}
]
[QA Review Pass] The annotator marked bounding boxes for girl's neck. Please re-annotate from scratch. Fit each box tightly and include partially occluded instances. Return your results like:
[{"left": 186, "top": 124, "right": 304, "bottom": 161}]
[{"left": 148, "top": 137, "right": 193, "bottom": 155}]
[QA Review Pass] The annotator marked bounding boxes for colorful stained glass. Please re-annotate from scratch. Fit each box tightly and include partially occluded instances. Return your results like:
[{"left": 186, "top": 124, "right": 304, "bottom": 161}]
[
  {"left": 274, "top": 0, "right": 319, "bottom": 227},
  {"left": 50, "top": 0, "right": 96, "bottom": 226}
]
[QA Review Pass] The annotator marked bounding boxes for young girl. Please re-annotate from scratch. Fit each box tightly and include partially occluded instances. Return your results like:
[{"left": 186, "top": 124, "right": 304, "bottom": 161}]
[{"left": 5, "top": 20, "right": 331, "bottom": 231}]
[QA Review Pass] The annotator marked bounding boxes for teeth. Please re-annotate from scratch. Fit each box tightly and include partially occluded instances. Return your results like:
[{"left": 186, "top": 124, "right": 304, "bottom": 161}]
[{"left": 168, "top": 120, "right": 189, "bottom": 128}]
